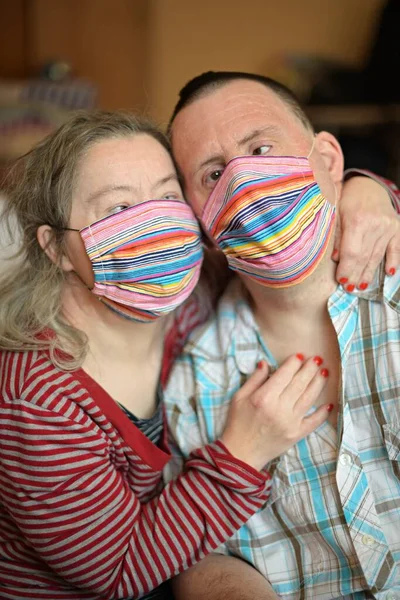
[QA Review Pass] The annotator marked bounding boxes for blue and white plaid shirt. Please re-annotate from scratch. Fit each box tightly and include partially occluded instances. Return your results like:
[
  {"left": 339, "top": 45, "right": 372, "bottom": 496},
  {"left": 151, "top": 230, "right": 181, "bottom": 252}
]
[{"left": 165, "top": 267, "right": 400, "bottom": 600}]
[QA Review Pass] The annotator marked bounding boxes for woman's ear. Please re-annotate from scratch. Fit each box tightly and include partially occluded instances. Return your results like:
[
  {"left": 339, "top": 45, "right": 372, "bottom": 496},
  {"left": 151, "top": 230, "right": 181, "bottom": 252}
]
[
  {"left": 37, "top": 225, "right": 74, "bottom": 272},
  {"left": 314, "top": 131, "right": 344, "bottom": 185}
]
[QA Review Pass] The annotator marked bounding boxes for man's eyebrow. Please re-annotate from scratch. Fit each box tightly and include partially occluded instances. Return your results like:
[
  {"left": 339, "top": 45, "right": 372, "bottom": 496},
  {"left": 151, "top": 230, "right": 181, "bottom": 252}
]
[
  {"left": 196, "top": 154, "right": 225, "bottom": 176},
  {"left": 237, "top": 126, "right": 280, "bottom": 146},
  {"left": 195, "top": 126, "right": 281, "bottom": 176}
]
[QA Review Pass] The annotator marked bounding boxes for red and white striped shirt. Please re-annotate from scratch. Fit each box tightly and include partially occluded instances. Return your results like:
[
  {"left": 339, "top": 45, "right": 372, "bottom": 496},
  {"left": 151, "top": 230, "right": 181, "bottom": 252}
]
[{"left": 0, "top": 346, "right": 271, "bottom": 599}]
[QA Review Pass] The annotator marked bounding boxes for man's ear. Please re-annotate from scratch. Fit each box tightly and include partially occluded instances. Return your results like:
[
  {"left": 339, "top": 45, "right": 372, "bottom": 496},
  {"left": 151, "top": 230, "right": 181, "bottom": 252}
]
[
  {"left": 37, "top": 225, "right": 74, "bottom": 272},
  {"left": 314, "top": 131, "right": 344, "bottom": 185}
]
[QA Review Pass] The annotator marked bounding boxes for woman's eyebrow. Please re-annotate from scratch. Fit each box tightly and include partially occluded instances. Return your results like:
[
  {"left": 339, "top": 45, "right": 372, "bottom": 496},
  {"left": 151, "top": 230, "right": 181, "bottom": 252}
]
[
  {"left": 153, "top": 173, "right": 180, "bottom": 187},
  {"left": 84, "top": 184, "right": 136, "bottom": 205}
]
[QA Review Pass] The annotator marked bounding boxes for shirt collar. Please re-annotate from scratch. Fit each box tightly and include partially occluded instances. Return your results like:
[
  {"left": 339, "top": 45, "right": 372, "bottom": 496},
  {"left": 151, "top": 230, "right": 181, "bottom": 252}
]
[
  {"left": 332, "top": 263, "right": 400, "bottom": 310},
  {"left": 187, "top": 265, "right": 399, "bottom": 364}
]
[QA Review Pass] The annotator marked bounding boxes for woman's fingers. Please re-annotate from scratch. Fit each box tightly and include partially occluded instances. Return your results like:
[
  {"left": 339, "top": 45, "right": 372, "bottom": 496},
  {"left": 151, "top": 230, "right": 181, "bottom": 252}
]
[
  {"left": 254, "top": 353, "right": 306, "bottom": 402},
  {"left": 335, "top": 225, "right": 364, "bottom": 289},
  {"left": 356, "top": 235, "right": 386, "bottom": 289},
  {"left": 234, "top": 360, "right": 270, "bottom": 399},
  {"left": 301, "top": 403, "right": 333, "bottom": 437},
  {"left": 280, "top": 356, "right": 324, "bottom": 405},
  {"left": 293, "top": 364, "right": 329, "bottom": 415}
]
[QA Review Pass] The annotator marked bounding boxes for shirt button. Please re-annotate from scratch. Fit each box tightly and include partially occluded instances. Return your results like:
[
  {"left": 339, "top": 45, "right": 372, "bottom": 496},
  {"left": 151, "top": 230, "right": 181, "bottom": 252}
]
[
  {"left": 362, "top": 534, "right": 376, "bottom": 547},
  {"left": 339, "top": 453, "right": 352, "bottom": 466}
]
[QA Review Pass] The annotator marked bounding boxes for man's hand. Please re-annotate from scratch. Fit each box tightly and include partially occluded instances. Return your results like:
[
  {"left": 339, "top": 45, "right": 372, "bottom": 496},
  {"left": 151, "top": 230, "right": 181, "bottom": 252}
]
[{"left": 334, "top": 176, "right": 400, "bottom": 290}]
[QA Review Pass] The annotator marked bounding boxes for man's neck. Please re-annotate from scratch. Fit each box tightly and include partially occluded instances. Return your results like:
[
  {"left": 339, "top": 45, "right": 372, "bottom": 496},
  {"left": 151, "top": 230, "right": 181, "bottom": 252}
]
[
  {"left": 241, "top": 256, "right": 338, "bottom": 349},
  {"left": 241, "top": 252, "right": 342, "bottom": 423}
]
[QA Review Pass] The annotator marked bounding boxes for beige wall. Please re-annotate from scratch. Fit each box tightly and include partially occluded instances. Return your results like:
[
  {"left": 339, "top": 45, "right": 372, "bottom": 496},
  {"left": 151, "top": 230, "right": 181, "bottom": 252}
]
[
  {"left": 146, "top": 0, "right": 386, "bottom": 125},
  {"left": 0, "top": 0, "right": 388, "bottom": 123}
]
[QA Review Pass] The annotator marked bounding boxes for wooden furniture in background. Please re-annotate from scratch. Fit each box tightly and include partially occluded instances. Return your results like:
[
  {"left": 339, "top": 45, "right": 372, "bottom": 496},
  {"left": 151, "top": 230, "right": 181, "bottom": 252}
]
[{"left": 0, "top": 0, "right": 149, "bottom": 111}]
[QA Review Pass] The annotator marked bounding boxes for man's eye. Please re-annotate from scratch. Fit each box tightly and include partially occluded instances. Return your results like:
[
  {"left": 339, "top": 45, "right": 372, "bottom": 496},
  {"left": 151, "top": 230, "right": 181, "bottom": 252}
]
[
  {"left": 204, "top": 170, "right": 224, "bottom": 187},
  {"left": 252, "top": 145, "right": 271, "bottom": 156},
  {"left": 210, "top": 170, "right": 223, "bottom": 181}
]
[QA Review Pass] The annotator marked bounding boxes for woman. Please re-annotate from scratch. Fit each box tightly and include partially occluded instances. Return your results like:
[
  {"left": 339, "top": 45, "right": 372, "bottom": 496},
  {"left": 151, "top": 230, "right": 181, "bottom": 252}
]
[{"left": 0, "top": 111, "right": 397, "bottom": 600}]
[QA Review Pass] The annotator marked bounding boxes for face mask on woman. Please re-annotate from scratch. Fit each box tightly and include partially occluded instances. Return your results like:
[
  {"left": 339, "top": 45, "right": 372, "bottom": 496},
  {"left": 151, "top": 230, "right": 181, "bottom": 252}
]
[
  {"left": 62, "top": 199, "right": 204, "bottom": 322},
  {"left": 201, "top": 151, "right": 336, "bottom": 288}
]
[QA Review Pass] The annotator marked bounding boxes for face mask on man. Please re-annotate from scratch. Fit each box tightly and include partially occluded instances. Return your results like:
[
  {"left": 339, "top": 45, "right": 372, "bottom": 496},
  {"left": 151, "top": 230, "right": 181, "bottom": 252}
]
[
  {"left": 200, "top": 146, "right": 336, "bottom": 288},
  {"left": 63, "top": 199, "right": 203, "bottom": 322}
]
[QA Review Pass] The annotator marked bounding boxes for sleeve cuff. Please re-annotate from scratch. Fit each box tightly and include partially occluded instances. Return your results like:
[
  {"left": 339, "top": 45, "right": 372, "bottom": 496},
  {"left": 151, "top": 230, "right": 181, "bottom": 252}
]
[{"left": 189, "top": 440, "right": 272, "bottom": 499}]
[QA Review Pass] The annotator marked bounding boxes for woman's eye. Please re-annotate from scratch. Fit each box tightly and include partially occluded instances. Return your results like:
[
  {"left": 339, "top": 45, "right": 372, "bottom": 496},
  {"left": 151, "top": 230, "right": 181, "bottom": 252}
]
[
  {"left": 163, "top": 192, "right": 179, "bottom": 200},
  {"left": 252, "top": 145, "right": 271, "bottom": 156},
  {"left": 109, "top": 204, "right": 129, "bottom": 215}
]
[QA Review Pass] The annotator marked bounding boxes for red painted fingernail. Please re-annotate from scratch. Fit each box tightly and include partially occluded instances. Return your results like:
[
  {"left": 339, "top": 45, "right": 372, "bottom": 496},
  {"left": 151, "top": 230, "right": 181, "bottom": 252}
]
[
  {"left": 389, "top": 267, "right": 396, "bottom": 276},
  {"left": 332, "top": 249, "right": 339, "bottom": 258},
  {"left": 339, "top": 277, "right": 348, "bottom": 284},
  {"left": 358, "top": 282, "right": 368, "bottom": 290},
  {"left": 296, "top": 353, "right": 305, "bottom": 361},
  {"left": 321, "top": 368, "right": 329, "bottom": 378},
  {"left": 313, "top": 356, "right": 323, "bottom": 366},
  {"left": 257, "top": 360, "right": 264, "bottom": 369},
  {"left": 326, "top": 403, "right": 334, "bottom": 412},
  {"left": 346, "top": 284, "right": 355, "bottom": 292}
]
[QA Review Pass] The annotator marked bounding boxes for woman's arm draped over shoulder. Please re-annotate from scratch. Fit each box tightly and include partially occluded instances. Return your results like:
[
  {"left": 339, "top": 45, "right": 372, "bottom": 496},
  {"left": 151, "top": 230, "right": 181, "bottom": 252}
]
[
  {"left": 0, "top": 354, "right": 271, "bottom": 600},
  {"left": 335, "top": 171, "right": 400, "bottom": 285}
]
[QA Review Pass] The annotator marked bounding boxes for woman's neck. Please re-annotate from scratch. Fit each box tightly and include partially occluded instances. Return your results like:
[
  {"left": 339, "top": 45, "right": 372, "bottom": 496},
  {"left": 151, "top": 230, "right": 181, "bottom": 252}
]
[{"left": 61, "top": 276, "right": 168, "bottom": 363}]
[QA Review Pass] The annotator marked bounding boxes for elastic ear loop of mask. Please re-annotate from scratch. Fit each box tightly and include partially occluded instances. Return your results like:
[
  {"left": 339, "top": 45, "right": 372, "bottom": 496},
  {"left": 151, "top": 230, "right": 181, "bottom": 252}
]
[
  {"left": 308, "top": 134, "right": 339, "bottom": 209},
  {"left": 86, "top": 225, "right": 107, "bottom": 287},
  {"left": 307, "top": 134, "right": 316, "bottom": 159}
]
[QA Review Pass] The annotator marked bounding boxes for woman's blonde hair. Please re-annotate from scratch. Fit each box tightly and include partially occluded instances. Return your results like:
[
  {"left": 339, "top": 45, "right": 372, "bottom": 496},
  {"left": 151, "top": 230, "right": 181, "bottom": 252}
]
[{"left": 0, "top": 111, "right": 171, "bottom": 370}]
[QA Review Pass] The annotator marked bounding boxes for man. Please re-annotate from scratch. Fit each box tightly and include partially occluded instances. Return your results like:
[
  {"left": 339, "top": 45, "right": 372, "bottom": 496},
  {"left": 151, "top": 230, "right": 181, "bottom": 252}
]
[{"left": 164, "top": 72, "right": 400, "bottom": 599}]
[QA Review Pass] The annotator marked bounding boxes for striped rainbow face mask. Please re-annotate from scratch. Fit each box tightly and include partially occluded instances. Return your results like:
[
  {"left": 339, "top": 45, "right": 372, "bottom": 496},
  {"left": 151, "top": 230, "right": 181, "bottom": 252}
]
[
  {"left": 201, "top": 155, "right": 336, "bottom": 288},
  {"left": 76, "top": 199, "right": 203, "bottom": 322}
]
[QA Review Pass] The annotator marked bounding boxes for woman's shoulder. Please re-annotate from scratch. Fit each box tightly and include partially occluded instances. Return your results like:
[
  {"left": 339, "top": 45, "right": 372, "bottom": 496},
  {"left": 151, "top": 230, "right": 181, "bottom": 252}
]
[{"left": 0, "top": 347, "right": 85, "bottom": 409}]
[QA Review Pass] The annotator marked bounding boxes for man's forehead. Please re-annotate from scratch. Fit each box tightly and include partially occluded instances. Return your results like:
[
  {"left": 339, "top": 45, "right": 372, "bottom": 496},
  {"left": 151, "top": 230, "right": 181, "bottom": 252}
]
[
  {"left": 171, "top": 80, "right": 302, "bottom": 154},
  {"left": 175, "top": 80, "right": 293, "bottom": 126}
]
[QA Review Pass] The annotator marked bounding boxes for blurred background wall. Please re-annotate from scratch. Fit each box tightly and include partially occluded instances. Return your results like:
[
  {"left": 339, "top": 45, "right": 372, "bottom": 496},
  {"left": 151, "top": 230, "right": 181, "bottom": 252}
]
[
  {"left": 0, "top": 0, "right": 399, "bottom": 175},
  {"left": 147, "top": 0, "right": 385, "bottom": 123},
  {"left": 0, "top": 0, "right": 387, "bottom": 120}
]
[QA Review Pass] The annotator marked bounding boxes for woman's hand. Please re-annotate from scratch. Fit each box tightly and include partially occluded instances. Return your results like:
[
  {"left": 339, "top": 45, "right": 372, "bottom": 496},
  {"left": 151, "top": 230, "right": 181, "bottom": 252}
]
[
  {"left": 334, "top": 175, "right": 400, "bottom": 290},
  {"left": 221, "top": 355, "right": 331, "bottom": 471}
]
